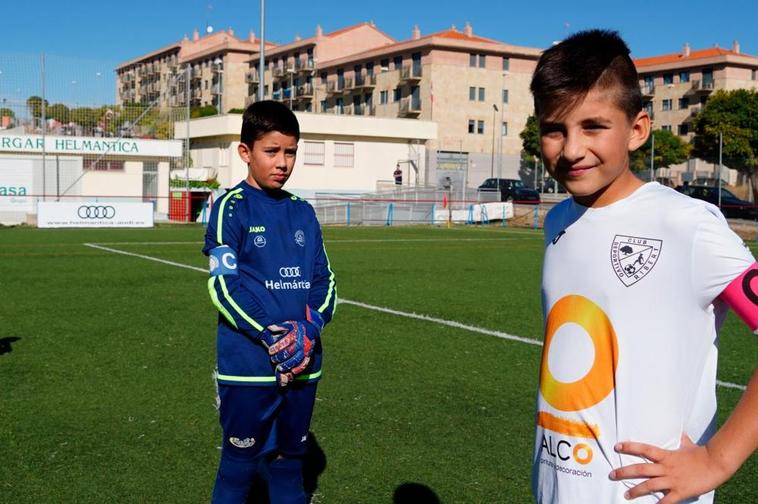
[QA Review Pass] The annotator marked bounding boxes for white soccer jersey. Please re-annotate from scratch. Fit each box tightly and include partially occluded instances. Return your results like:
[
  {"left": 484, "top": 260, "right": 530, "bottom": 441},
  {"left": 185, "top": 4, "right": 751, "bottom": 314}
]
[{"left": 532, "top": 183, "right": 755, "bottom": 503}]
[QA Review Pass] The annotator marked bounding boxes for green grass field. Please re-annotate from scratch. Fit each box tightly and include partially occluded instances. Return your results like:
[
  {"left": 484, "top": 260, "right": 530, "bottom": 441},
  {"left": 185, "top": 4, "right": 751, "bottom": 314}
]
[{"left": 1, "top": 224, "right": 755, "bottom": 503}]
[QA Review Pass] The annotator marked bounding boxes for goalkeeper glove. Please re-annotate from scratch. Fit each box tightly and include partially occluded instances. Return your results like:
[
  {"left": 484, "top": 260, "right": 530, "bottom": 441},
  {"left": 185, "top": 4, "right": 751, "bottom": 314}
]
[{"left": 267, "top": 320, "right": 319, "bottom": 385}]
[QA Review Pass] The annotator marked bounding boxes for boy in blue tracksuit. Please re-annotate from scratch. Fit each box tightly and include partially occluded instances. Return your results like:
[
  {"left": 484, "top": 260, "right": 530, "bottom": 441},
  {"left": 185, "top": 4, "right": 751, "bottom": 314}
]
[{"left": 202, "top": 101, "right": 337, "bottom": 503}]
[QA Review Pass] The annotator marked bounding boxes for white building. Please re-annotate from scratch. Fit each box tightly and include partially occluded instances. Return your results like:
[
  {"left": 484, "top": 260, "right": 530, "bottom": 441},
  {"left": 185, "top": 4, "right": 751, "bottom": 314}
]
[{"left": 175, "top": 112, "right": 437, "bottom": 198}]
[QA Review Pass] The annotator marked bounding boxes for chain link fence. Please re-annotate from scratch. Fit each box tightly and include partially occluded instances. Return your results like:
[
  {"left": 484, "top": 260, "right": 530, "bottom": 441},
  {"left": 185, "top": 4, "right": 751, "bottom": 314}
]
[{"left": 0, "top": 53, "right": 190, "bottom": 225}]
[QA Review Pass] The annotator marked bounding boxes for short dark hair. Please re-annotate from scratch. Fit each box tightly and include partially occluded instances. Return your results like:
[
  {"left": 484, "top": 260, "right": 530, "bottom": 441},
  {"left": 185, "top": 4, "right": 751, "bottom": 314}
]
[
  {"left": 530, "top": 30, "right": 642, "bottom": 121},
  {"left": 240, "top": 100, "right": 300, "bottom": 146}
]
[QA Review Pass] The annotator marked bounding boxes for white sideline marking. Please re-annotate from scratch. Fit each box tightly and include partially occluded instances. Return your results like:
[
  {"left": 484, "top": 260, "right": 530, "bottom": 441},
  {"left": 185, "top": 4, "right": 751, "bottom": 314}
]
[
  {"left": 91, "top": 236, "right": 539, "bottom": 246},
  {"left": 84, "top": 243, "right": 207, "bottom": 273},
  {"left": 339, "top": 299, "right": 542, "bottom": 347},
  {"left": 83, "top": 242, "right": 748, "bottom": 392}
]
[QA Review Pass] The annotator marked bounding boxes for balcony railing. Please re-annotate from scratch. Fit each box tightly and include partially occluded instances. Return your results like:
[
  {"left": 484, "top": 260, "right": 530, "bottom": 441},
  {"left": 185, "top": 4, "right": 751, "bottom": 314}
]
[
  {"left": 691, "top": 79, "right": 714, "bottom": 93},
  {"left": 191, "top": 67, "right": 202, "bottom": 80},
  {"left": 400, "top": 65, "right": 422, "bottom": 82},
  {"left": 211, "top": 84, "right": 222, "bottom": 95},
  {"left": 354, "top": 73, "right": 377, "bottom": 88},
  {"left": 399, "top": 97, "right": 421, "bottom": 116},
  {"left": 296, "top": 83, "right": 314, "bottom": 98},
  {"left": 342, "top": 77, "right": 354, "bottom": 92},
  {"left": 295, "top": 59, "right": 315, "bottom": 73},
  {"left": 327, "top": 81, "right": 343, "bottom": 94},
  {"left": 641, "top": 84, "right": 655, "bottom": 97},
  {"left": 245, "top": 70, "right": 260, "bottom": 83}
]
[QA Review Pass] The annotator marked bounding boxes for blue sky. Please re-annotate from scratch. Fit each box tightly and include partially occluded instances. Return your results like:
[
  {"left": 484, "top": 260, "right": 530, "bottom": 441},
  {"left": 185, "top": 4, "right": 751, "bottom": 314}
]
[{"left": 1, "top": 0, "right": 755, "bottom": 106}]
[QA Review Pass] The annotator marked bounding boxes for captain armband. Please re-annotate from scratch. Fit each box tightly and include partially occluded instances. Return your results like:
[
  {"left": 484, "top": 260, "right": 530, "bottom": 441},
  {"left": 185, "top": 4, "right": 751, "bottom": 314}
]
[
  {"left": 719, "top": 262, "right": 758, "bottom": 334},
  {"left": 209, "top": 245, "right": 239, "bottom": 277}
]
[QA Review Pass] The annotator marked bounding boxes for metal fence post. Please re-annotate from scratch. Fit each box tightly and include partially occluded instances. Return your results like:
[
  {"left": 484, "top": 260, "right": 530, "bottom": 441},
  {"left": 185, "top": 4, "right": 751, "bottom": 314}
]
[
  {"left": 430, "top": 203, "right": 436, "bottom": 225},
  {"left": 533, "top": 205, "right": 539, "bottom": 229},
  {"left": 385, "top": 203, "right": 394, "bottom": 226},
  {"left": 502, "top": 204, "right": 507, "bottom": 227},
  {"left": 346, "top": 201, "right": 351, "bottom": 226}
]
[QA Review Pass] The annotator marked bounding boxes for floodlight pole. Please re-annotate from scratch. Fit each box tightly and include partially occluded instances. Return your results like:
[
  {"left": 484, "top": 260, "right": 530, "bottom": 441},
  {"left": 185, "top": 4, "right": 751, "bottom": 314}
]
[
  {"left": 41, "top": 52, "right": 46, "bottom": 202},
  {"left": 649, "top": 132, "right": 655, "bottom": 183},
  {"left": 718, "top": 130, "right": 723, "bottom": 208},
  {"left": 258, "top": 0, "right": 265, "bottom": 102},
  {"left": 490, "top": 104, "right": 498, "bottom": 179},
  {"left": 185, "top": 65, "right": 191, "bottom": 222}
]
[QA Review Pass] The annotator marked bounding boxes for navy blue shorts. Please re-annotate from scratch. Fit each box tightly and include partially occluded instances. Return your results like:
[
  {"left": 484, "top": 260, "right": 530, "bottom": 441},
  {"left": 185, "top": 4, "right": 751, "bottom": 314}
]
[{"left": 217, "top": 383, "right": 318, "bottom": 460}]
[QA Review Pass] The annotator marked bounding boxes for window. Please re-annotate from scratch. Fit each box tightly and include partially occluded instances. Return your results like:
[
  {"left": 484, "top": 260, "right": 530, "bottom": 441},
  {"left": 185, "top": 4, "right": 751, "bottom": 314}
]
[
  {"left": 393, "top": 56, "right": 403, "bottom": 70},
  {"left": 478, "top": 54, "right": 486, "bottom": 68},
  {"left": 394, "top": 87, "right": 401, "bottom": 102},
  {"left": 380, "top": 90, "right": 388, "bottom": 104},
  {"left": 303, "top": 141, "right": 325, "bottom": 165},
  {"left": 366, "top": 62, "right": 374, "bottom": 76},
  {"left": 502, "top": 89, "right": 509, "bottom": 104},
  {"left": 752, "top": 69, "right": 757, "bottom": 80},
  {"left": 469, "top": 86, "right": 476, "bottom": 101},
  {"left": 320, "top": 100, "right": 328, "bottom": 113},
  {"left": 336, "top": 97, "right": 344, "bottom": 114},
  {"left": 320, "top": 72, "right": 327, "bottom": 84},
  {"left": 380, "top": 58, "right": 389, "bottom": 71},
  {"left": 679, "top": 71, "right": 690, "bottom": 83},
  {"left": 334, "top": 142, "right": 354, "bottom": 168},
  {"left": 501, "top": 121, "right": 508, "bottom": 136},
  {"left": 678, "top": 97, "right": 689, "bottom": 109},
  {"left": 87, "top": 159, "right": 124, "bottom": 171},
  {"left": 662, "top": 125, "right": 672, "bottom": 132},
  {"left": 502, "top": 57, "right": 510, "bottom": 71},
  {"left": 478, "top": 87, "right": 485, "bottom": 101},
  {"left": 468, "top": 120, "right": 475, "bottom": 134},
  {"left": 477, "top": 120, "right": 484, "bottom": 134},
  {"left": 678, "top": 124, "right": 689, "bottom": 136},
  {"left": 662, "top": 99, "right": 672, "bottom": 111},
  {"left": 644, "top": 101, "right": 653, "bottom": 114},
  {"left": 663, "top": 74, "right": 673, "bottom": 85},
  {"left": 469, "top": 54, "right": 477, "bottom": 67},
  {"left": 218, "top": 145, "right": 230, "bottom": 166}
]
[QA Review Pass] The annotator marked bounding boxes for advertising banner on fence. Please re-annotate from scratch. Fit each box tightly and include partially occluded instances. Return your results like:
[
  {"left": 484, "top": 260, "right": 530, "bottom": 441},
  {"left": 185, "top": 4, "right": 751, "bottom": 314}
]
[
  {"left": 0, "top": 158, "right": 34, "bottom": 212},
  {"left": 37, "top": 201, "right": 154, "bottom": 228}
]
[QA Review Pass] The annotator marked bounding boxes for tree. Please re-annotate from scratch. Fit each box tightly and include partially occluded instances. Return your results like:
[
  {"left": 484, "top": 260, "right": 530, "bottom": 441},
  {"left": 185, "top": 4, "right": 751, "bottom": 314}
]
[
  {"left": 0, "top": 108, "right": 14, "bottom": 118},
  {"left": 26, "top": 96, "right": 49, "bottom": 119},
  {"left": 630, "top": 129, "right": 691, "bottom": 173},
  {"left": 520, "top": 114, "right": 541, "bottom": 162},
  {"left": 47, "top": 103, "right": 70, "bottom": 124},
  {"left": 692, "top": 89, "right": 758, "bottom": 200}
]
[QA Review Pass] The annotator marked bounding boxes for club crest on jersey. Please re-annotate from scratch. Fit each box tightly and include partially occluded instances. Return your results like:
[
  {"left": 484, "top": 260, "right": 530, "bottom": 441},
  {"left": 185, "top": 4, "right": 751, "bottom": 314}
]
[
  {"left": 295, "top": 230, "right": 305, "bottom": 247},
  {"left": 610, "top": 235, "right": 662, "bottom": 287}
]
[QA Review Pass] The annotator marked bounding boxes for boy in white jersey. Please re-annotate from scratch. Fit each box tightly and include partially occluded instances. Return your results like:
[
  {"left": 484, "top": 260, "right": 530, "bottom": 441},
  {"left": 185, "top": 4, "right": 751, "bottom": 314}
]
[{"left": 530, "top": 30, "right": 757, "bottom": 503}]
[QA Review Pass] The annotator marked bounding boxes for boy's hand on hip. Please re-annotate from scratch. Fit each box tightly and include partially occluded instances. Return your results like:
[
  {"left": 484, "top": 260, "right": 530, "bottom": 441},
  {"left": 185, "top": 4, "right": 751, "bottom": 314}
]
[{"left": 609, "top": 434, "right": 731, "bottom": 503}]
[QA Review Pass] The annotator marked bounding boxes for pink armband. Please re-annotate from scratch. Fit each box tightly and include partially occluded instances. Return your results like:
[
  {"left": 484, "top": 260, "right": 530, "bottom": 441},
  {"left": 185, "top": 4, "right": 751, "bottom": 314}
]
[{"left": 719, "top": 262, "right": 758, "bottom": 334}]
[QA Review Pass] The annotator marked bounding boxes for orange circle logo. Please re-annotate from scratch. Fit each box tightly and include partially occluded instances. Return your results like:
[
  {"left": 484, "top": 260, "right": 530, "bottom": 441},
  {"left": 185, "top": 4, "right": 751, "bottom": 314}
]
[
  {"left": 573, "top": 443, "right": 593, "bottom": 465},
  {"left": 540, "top": 295, "right": 618, "bottom": 412}
]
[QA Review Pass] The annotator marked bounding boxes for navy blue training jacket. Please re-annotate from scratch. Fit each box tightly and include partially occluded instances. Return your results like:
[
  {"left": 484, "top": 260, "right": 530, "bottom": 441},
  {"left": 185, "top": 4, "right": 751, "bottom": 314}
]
[{"left": 203, "top": 180, "right": 337, "bottom": 386}]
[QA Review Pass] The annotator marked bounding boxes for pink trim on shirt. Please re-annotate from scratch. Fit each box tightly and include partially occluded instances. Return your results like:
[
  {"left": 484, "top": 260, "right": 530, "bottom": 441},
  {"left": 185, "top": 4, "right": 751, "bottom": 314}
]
[{"left": 719, "top": 262, "right": 758, "bottom": 333}]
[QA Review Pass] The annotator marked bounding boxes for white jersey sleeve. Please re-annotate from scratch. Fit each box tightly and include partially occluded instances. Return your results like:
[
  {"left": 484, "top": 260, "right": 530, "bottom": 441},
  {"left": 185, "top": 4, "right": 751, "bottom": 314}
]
[{"left": 691, "top": 205, "right": 756, "bottom": 309}]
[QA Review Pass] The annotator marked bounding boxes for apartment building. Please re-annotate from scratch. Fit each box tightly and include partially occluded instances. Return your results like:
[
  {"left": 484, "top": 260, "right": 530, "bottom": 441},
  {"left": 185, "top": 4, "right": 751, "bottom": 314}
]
[
  {"left": 245, "top": 22, "right": 541, "bottom": 185},
  {"left": 116, "top": 28, "right": 273, "bottom": 111},
  {"left": 635, "top": 41, "right": 758, "bottom": 138},
  {"left": 634, "top": 42, "right": 758, "bottom": 184}
]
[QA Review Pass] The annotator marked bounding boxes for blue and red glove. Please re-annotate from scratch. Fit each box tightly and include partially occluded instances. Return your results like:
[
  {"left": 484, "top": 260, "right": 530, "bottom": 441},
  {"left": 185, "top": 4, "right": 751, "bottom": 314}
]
[{"left": 266, "top": 320, "right": 319, "bottom": 386}]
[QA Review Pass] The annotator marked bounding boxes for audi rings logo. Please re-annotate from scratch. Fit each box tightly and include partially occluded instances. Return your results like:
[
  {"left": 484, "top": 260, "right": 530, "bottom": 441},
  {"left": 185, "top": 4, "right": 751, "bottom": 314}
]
[
  {"left": 78, "top": 205, "right": 116, "bottom": 219},
  {"left": 279, "top": 266, "right": 301, "bottom": 278}
]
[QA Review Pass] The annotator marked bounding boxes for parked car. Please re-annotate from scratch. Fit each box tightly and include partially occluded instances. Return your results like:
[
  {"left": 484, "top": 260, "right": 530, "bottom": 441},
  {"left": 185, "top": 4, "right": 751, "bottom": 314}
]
[
  {"left": 675, "top": 185, "right": 757, "bottom": 220},
  {"left": 511, "top": 187, "right": 541, "bottom": 204},
  {"left": 478, "top": 178, "right": 531, "bottom": 201},
  {"left": 537, "top": 178, "right": 567, "bottom": 194}
]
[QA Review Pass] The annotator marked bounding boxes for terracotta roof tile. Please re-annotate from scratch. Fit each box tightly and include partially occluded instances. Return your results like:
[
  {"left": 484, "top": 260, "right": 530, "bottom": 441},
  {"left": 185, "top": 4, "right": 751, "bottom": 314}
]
[{"left": 635, "top": 47, "right": 740, "bottom": 67}]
